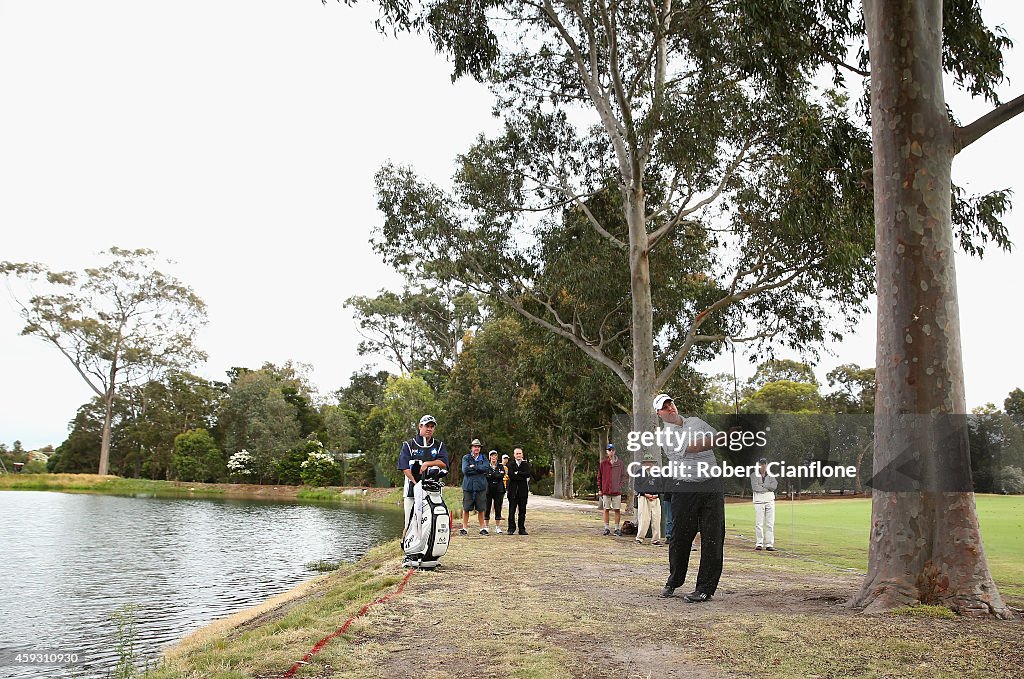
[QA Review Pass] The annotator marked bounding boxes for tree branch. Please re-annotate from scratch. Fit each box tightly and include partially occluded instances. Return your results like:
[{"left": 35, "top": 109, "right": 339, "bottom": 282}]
[
  {"left": 596, "top": 0, "right": 639, "bottom": 181},
  {"left": 638, "top": 0, "right": 671, "bottom": 170},
  {"left": 540, "top": 0, "right": 631, "bottom": 176},
  {"left": 501, "top": 292, "right": 633, "bottom": 388},
  {"left": 450, "top": 234, "right": 633, "bottom": 387},
  {"left": 825, "top": 55, "right": 870, "bottom": 78},
  {"left": 654, "top": 265, "right": 808, "bottom": 390},
  {"left": 546, "top": 164, "right": 627, "bottom": 250},
  {"left": 648, "top": 140, "right": 751, "bottom": 250},
  {"left": 956, "top": 92, "right": 1024, "bottom": 151}
]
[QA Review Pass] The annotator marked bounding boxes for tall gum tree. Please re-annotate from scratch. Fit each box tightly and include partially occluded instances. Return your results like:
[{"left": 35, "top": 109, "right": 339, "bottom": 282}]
[
  {"left": 853, "top": 0, "right": 1024, "bottom": 618},
  {"left": 373, "top": 0, "right": 879, "bottom": 454},
  {"left": 1, "top": 248, "right": 207, "bottom": 476}
]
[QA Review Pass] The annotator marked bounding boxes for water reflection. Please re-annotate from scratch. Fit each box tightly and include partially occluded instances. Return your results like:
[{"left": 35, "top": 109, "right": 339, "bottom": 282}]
[{"left": 0, "top": 491, "right": 402, "bottom": 678}]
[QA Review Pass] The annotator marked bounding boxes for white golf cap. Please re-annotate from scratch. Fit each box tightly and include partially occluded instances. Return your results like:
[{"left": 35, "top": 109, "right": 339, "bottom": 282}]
[
  {"left": 419, "top": 415, "right": 437, "bottom": 426},
  {"left": 653, "top": 394, "right": 673, "bottom": 411}
]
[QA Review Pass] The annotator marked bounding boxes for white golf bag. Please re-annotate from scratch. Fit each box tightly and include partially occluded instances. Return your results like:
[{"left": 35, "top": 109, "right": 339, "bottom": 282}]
[{"left": 402, "top": 467, "right": 450, "bottom": 569}]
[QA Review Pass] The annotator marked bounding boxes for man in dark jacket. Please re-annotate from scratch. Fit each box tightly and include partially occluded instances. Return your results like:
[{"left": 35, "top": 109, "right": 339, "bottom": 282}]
[
  {"left": 460, "top": 439, "right": 490, "bottom": 535},
  {"left": 506, "top": 447, "right": 532, "bottom": 535}
]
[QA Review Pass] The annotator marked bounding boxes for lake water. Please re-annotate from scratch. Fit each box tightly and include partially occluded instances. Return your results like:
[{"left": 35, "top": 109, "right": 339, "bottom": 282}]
[{"left": 0, "top": 491, "right": 403, "bottom": 678}]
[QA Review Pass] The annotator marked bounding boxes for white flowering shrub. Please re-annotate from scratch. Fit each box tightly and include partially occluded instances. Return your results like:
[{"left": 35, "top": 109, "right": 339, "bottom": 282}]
[
  {"left": 300, "top": 448, "right": 341, "bottom": 487},
  {"left": 227, "top": 449, "right": 256, "bottom": 481}
]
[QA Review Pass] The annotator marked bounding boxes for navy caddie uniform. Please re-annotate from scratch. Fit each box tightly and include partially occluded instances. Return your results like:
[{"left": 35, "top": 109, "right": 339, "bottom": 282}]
[{"left": 398, "top": 435, "right": 450, "bottom": 526}]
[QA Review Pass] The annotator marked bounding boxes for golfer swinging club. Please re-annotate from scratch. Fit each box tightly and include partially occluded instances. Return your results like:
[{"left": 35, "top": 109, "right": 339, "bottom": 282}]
[{"left": 653, "top": 393, "right": 726, "bottom": 603}]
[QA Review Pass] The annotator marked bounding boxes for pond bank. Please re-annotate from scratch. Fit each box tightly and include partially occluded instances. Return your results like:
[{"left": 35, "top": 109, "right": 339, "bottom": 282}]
[
  {"left": 0, "top": 473, "right": 401, "bottom": 504},
  {"left": 146, "top": 505, "right": 1022, "bottom": 679}
]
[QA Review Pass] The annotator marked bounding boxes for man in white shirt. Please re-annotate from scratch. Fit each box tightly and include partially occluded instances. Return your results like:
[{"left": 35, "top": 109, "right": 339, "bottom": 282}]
[
  {"left": 751, "top": 457, "right": 778, "bottom": 551},
  {"left": 653, "top": 393, "right": 725, "bottom": 603}
]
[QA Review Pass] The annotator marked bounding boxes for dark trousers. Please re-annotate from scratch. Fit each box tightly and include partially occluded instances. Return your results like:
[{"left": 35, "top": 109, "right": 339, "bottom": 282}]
[
  {"left": 666, "top": 489, "right": 725, "bottom": 595},
  {"left": 507, "top": 494, "right": 528, "bottom": 532},
  {"left": 485, "top": 489, "right": 505, "bottom": 521},
  {"left": 661, "top": 493, "right": 673, "bottom": 538}
]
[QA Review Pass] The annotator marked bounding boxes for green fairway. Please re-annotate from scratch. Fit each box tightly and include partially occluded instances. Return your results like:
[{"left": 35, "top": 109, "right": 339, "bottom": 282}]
[{"left": 725, "top": 495, "right": 1024, "bottom": 600}]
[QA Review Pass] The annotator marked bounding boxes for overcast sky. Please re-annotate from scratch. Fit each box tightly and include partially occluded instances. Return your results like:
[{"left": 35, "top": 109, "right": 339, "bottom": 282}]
[{"left": 2, "top": 1, "right": 1022, "bottom": 449}]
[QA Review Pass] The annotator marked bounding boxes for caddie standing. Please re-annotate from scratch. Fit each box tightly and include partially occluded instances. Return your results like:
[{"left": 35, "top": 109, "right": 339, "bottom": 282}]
[{"left": 398, "top": 415, "right": 450, "bottom": 535}]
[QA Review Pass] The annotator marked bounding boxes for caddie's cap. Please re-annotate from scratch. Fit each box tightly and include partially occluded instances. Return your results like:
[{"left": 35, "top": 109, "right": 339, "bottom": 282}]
[
  {"left": 758, "top": 457, "right": 769, "bottom": 465},
  {"left": 653, "top": 393, "right": 673, "bottom": 411},
  {"left": 419, "top": 415, "right": 437, "bottom": 426},
  {"left": 471, "top": 438, "right": 482, "bottom": 446}
]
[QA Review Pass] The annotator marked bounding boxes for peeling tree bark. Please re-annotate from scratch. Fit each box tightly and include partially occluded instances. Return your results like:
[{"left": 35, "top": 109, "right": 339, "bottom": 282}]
[
  {"left": 626, "top": 186, "right": 660, "bottom": 467},
  {"left": 853, "top": 0, "right": 1010, "bottom": 618}
]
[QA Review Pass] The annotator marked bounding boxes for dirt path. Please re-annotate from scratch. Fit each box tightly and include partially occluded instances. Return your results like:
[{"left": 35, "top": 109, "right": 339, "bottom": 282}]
[
  {"left": 294, "top": 509, "right": 1019, "bottom": 678},
  {"left": 521, "top": 493, "right": 594, "bottom": 512}
]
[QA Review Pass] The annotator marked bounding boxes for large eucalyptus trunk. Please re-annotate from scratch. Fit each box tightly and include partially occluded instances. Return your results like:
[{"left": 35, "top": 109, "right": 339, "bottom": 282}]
[
  {"left": 625, "top": 186, "right": 660, "bottom": 518},
  {"left": 853, "top": 0, "right": 1009, "bottom": 617},
  {"left": 98, "top": 385, "right": 115, "bottom": 476},
  {"left": 626, "top": 187, "right": 659, "bottom": 456}
]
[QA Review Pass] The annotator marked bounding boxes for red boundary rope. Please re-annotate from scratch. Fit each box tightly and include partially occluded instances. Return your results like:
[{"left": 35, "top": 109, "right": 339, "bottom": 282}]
[{"left": 281, "top": 567, "right": 417, "bottom": 678}]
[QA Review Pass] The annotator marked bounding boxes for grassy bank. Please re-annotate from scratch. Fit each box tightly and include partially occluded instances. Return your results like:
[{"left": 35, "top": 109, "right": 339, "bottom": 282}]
[
  {"left": 146, "top": 541, "right": 410, "bottom": 679},
  {"left": 146, "top": 504, "right": 1021, "bottom": 679},
  {"left": 0, "top": 473, "right": 404, "bottom": 505}
]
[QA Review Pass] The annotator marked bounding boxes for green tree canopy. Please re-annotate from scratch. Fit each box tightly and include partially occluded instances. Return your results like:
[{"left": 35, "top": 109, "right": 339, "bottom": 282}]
[
  {"left": 825, "top": 363, "right": 875, "bottom": 414},
  {"left": 345, "top": 284, "right": 483, "bottom": 375},
  {"left": 365, "top": 373, "right": 442, "bottom": 485},
  {"left": 744, "top": 380, "right": 823, "bottom": 414},
  {"left": 218, "top": 366, "right": 305, "bottom": 482}
]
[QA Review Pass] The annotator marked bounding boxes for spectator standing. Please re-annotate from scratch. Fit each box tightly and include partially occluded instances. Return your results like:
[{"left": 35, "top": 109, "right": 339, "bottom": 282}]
[
  {"left": 506, "top": 447, "right": 532, "bottom": 535},
  {"left": 751, "top": 457, "right": 778, "bottom": 551},
  {"left": 460, "top": 439, "right": 490, "bottom": 535},
  {"left": 484, "top": 450, "right": 507, "bottom": 534},
  {"left": 634, "top": 452, "right": 663, "bottom": 545},
  {"left": 598, "top": 443, "right": 627, "bottom": 535}
]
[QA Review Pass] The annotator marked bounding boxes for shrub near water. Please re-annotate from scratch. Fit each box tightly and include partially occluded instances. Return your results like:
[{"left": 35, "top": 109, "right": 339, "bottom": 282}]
[
  {"left": 171, "top": 429, "right": 225, "bottom": 483},
  {"left": 300, "top": 440, "right": 342, "bottom": 487}
]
